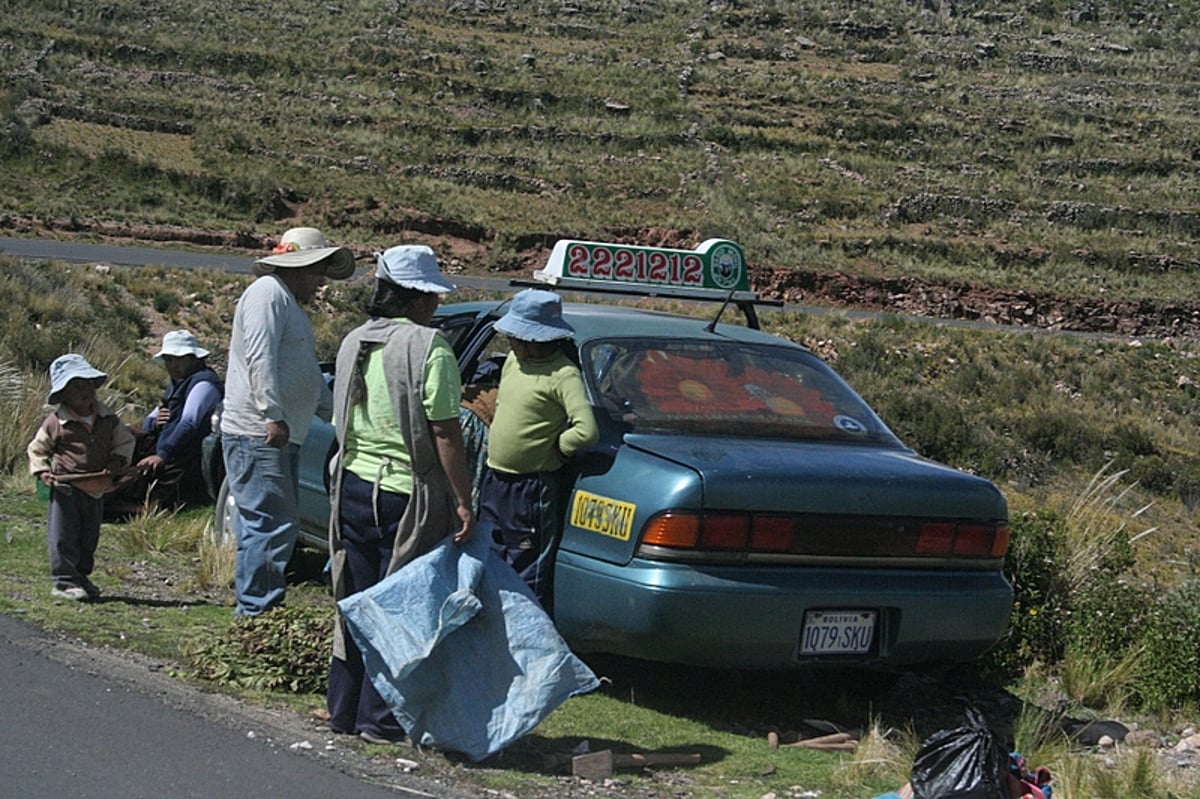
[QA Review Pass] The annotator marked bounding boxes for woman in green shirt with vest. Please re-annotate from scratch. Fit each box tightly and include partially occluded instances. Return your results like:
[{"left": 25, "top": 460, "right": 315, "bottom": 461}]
[{"left": 325, "top": 245, "right": 474, "bottom": 745}]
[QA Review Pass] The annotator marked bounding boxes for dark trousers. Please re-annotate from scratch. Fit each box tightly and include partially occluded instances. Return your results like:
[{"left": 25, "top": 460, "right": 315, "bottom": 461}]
[
  {"left": 47, "top": 485, "right": 103, "bottom": 588},
  {"left": 478, "top": 467, "right": 564, "bottom": 610},
  {"left": 327, "top": 470, "right": 408, "bottom": 739}
]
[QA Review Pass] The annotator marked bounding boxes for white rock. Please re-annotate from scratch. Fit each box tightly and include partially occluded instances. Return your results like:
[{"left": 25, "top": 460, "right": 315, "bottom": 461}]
[{"left": 1173, "top": 733, "right": 1200, "bottom": 752}]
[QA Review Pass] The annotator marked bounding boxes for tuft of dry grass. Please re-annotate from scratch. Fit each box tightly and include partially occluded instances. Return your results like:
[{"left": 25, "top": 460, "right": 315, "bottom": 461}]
[
  {"left": 194, "top": 520, "right": 235, "bottom": 590},
  {"left": 1060, "top": 645, "right": 1142, "bottom": 711},
  {"left": 830, "top": 715, "right": 914, "bottom": 793},
  {"left": 108, "top": 504, "right": 206, "bottom": 554}
]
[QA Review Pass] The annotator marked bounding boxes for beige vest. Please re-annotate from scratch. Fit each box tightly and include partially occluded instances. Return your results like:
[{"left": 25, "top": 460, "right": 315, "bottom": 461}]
[{"left": 327, "top": 317, "right": 457, "bottom": 659}]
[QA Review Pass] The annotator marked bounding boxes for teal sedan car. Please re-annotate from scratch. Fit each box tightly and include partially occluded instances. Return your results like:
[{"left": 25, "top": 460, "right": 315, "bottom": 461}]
[{"left": 210, "top": 238, "right": 1012, "bottom": 670}]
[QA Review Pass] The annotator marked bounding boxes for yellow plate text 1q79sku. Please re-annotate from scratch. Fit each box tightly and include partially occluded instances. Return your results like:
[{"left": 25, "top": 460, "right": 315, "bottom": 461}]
[{"left": 570, "top": 490, "right": 636, "bottom": 542}]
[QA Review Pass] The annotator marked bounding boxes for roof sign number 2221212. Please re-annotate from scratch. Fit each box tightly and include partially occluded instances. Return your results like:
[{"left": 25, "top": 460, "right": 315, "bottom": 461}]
[{"left": 799, "top": 610, "right": 876, "bottom": 655}]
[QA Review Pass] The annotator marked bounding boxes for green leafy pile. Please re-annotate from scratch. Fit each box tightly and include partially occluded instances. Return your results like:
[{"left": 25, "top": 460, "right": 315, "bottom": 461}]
[{"left": 184, "top": 605, "right": 331, "bottom": 694}]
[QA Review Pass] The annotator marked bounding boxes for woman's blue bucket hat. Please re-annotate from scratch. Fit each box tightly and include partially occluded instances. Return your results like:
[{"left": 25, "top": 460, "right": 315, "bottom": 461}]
[{"left": 494, "top": 289, "right": 574, "bottom": 342}]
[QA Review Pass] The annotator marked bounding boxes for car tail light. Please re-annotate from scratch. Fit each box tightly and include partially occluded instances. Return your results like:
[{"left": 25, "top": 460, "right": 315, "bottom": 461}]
[
  {"left": 915, "top": 522, "right": 956, "bottom": 554},
  {"left": 750, "top": 515, "right": 793, "bottom": 552},
  {"left": 953, "top": 523, "right": 998, "bottom": 556},
  {"left": 640, "top": 511, "right": 1009, "bottom": 560},
  {"left": 642, "top": 513, "right": 700, "bottom": 548},
  {"left": 644, "top": 512, "right": 792, "bottom": 551},
  {"left": 700, "top": 514, "right": 749, "bottom": 549},
  {"left": 916, "top": 521, "right": 1010, "bottom": 558},
  {"left": 989, "top": 523, "right": 1010, "bottom": 557}
]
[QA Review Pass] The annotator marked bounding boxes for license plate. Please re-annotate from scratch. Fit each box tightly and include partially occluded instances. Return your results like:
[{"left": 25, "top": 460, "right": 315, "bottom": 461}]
[{"left": 799, "top": 610, "right": 876, "bottom": 655}]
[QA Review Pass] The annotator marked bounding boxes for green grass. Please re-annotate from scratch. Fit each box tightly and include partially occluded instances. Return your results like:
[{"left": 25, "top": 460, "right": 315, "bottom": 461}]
[{"left": 0, "top": 483, "right": 229, "bottom": 661}]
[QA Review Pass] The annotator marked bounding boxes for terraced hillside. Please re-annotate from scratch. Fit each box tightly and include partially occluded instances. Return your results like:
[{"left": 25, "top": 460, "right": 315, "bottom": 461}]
[{"left": 3, "top": 0, "right": 1200, "bottom": 334}]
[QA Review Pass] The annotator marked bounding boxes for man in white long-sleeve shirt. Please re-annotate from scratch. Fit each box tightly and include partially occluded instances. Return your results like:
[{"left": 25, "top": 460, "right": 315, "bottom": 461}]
[{"left": 221, "top": 227, "right": 356, "bottom": 616}]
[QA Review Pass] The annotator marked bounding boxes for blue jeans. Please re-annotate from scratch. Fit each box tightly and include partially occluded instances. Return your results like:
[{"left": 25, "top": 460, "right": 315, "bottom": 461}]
[{"left": 222, "top": 433, "right": 301, "bottom": 617}]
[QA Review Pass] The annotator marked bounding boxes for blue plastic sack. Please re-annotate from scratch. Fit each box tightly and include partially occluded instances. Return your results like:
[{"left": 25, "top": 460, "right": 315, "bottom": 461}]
[{"left": 338, "top": 529, "right": 599, "bottom": 761}]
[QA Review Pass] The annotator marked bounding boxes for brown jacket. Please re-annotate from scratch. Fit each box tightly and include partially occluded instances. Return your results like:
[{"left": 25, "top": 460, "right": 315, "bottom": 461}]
[{"left": 28, "top": 401, "right": 136, "bottom": 497}]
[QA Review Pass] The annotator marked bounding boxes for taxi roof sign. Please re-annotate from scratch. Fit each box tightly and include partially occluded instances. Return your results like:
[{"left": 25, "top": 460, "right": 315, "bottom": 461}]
[{"left": 533, "top": 238, "right": 756, "bottom": 302}]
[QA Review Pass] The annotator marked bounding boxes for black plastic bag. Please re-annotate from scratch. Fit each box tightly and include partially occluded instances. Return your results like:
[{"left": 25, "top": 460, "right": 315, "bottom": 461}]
[{"left": 910, "top": 708, "right": 1005, "bottom": 799}]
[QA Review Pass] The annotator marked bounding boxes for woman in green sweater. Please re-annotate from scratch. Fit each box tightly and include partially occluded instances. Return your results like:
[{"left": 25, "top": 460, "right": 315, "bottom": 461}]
[{"left": 479, "top": 289, "right": 598, "bottom": 609}]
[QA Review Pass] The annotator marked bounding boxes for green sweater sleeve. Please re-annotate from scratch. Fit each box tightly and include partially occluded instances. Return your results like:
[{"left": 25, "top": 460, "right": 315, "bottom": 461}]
[{"left": 554, "top": 366, "right": 598, "bottom": 458}]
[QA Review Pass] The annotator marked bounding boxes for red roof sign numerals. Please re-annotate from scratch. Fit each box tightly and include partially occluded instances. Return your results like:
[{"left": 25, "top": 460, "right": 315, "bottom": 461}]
[{"left": 537, "top": 238, "right": 750, "bottom": 294}]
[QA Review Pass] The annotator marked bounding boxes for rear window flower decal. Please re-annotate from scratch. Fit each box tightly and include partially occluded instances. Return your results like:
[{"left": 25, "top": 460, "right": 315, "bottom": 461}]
[
  {"left": 635, "top": 350, "right": 837, "bottom": 423},
  {"left": 637, "top": 351, "right": 759, "bottom": 414}
]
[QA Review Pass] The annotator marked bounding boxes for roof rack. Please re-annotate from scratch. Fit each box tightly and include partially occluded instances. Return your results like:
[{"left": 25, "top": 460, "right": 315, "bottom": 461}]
[{"left": 511, "top": 238, "right": 781, "bottom": 329}]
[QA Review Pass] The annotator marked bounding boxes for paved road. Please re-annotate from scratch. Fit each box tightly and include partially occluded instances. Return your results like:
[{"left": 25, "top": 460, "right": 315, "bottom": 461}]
[
  {"left": 0, "top": 235, "right": 503, "bottom": 293},
  {"left": 0, "top": 612, "right": 449, "bottom": 798},
  {"left": 0, "top": 236, "right": 259, "bottom": 274}
]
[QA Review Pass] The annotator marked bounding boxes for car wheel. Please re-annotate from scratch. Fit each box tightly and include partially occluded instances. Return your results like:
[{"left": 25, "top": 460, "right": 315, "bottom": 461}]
[{"left": 212, "top": 476, "right": 238, "bottom": 548}]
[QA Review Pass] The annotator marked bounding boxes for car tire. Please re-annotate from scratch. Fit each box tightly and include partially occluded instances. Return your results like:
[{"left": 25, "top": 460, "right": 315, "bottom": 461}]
[{"left": 212, "top": 476, "right": 238, "bottom": 548}]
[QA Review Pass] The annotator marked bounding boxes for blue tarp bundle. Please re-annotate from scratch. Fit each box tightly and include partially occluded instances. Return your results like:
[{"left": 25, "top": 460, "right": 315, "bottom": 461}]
[{"left": 338, "top": 530, "right": 600, "bottom": 761}]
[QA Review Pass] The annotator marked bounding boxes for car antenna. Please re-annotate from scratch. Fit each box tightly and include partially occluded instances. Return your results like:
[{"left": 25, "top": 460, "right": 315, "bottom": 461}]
[{"left": 705, "top": 287, "right": 737, "bottom": 332}]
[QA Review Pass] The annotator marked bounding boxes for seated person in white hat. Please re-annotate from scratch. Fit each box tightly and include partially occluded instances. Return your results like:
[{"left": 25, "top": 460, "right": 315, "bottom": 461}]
[{"left": 112, "top": 330, "right": 224, "bottom": 511}]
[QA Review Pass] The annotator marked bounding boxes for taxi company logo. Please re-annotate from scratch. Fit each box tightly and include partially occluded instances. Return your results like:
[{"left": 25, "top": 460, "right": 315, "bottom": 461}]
[
  {"left": 708, "top": 242, "right": 744, "bottom": 290},
  {"left": 570, "top": 490, "right": 636, "bottom": 541}
]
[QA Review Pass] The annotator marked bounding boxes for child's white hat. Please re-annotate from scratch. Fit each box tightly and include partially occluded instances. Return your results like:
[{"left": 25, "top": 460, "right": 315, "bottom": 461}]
[{"left": 48, "top": 353, "right": 107, "bottom": 404}]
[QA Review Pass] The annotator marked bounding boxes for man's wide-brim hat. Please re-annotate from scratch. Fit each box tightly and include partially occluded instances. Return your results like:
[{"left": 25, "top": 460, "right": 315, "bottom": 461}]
[
  {"left": 254, "top": 227, "right": 356, "bottom": 280},
  {"left": 47, "top": 353, "right": 107, "bottom": 404},
  {"left": 154, "top": 330, "right": 210, "bottom": 363},
  {"left": 495, "top": 288, "right": 575, "bottom": 342}
]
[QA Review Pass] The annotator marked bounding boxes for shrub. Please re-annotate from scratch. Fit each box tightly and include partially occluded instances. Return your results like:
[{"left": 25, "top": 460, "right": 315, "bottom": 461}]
[
  {"left": 982, "top": 512, "right": 1071, "bottom": 681},
  {"left": 1015, "top": 407, "right": 1102, "bottom": 463},
  {"left": 1065, "top": 571, "right": 1145, "bottom": 658},
  {"left": 1176, "top": 465, "right": 1200, "bottom": 512},
  {"left": 1134, "top": 580, "right": 1200, "bottom": 711},
  {"left": 984, "top": 465, "right": 1200, "bottom": 712},
  {"left": 1109, "top": 421, "right": 1160, "bottom": 460},
  {"left": 1128, "top": 454, "right": 1175, "bottom": 495},
  {"left": 877, "top": 390, "right": 985, "bottom": 466}
]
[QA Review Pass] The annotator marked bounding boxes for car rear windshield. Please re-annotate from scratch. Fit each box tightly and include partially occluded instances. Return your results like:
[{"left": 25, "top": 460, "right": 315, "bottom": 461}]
[{"left": 584, "top": 338, "right": 894, "bottom": 442}]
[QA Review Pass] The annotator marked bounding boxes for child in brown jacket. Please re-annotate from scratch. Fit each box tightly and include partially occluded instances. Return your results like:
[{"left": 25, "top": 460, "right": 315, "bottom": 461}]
[{"left": 28, "top": 354, "right": 135, "bottom": 601}]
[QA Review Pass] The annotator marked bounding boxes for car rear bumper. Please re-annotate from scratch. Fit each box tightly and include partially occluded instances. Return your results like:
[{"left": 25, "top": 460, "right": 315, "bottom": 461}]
[{"left": 553, "top": 551, "right": 1013, "bottom": 670}]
